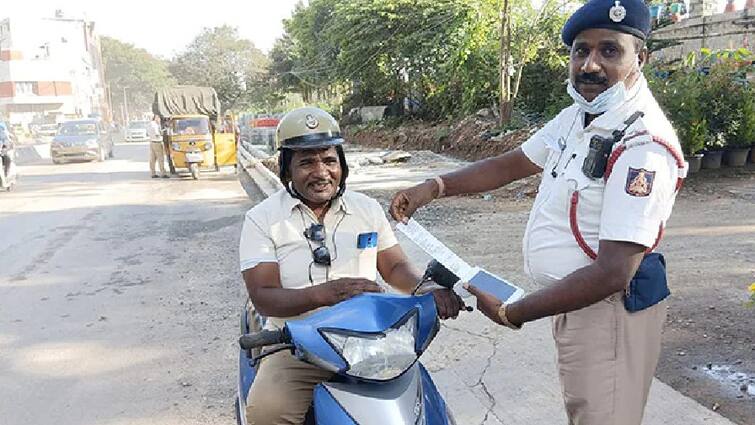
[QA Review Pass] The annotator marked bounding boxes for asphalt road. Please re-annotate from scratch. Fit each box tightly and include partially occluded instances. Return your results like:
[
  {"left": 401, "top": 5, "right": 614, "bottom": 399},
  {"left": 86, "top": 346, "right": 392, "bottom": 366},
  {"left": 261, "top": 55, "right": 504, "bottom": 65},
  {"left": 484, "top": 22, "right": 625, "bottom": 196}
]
[{"left": 0, "top": 142, "right": 254, "bottom": 425}]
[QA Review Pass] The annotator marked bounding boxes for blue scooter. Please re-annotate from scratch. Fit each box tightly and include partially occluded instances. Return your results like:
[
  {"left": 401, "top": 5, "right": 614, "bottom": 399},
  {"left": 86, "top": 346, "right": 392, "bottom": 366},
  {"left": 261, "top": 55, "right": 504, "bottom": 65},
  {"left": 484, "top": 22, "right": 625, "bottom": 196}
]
[{"left": 236, "top": 261, "right": 461, "bottom": 425}]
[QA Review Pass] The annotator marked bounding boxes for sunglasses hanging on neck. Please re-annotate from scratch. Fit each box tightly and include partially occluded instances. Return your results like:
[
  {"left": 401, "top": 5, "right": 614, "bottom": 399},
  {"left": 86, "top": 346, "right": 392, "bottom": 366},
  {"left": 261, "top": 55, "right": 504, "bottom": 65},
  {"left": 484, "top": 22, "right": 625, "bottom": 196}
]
[
  {"left": 304, "top": 223, "right": 331, "bottom": 266},
  {"left": 299, "top": 209, "right": 347, "bottom": 284}
]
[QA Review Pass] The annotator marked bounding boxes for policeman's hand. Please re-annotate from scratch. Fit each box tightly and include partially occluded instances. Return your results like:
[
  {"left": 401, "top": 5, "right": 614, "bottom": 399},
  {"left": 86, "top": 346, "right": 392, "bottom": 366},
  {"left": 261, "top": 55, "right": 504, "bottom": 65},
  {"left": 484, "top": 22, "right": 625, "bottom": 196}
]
[
  {"left": 389, "top": 180, "right": 439, "bottom": 224},
  {"left": 432, "top": 289, "right": 465, "bottom": 320},
  {"left": 316, "top": 278, "right": 383, "bottom": 306},
  {"left": 463, "top": 283, "right": 503, "bottom": 325}
]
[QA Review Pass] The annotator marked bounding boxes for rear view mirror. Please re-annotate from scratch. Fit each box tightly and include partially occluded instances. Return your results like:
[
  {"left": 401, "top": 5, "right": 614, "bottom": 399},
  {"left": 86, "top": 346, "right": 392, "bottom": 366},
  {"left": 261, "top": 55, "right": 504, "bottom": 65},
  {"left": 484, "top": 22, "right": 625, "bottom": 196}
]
[{"left": 422, "top": 260, "right": 459, "bottom": 290}]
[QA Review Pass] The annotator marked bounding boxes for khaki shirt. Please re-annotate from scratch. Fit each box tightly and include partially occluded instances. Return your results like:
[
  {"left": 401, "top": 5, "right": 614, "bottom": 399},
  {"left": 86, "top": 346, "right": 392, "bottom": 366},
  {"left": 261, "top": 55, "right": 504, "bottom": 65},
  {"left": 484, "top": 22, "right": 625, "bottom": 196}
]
[
  {"left": 520, "top": 76, "right": 685, "bottom": 286},
  {"left": 239, "top": 189, "right": 398, "bottom": 328}
]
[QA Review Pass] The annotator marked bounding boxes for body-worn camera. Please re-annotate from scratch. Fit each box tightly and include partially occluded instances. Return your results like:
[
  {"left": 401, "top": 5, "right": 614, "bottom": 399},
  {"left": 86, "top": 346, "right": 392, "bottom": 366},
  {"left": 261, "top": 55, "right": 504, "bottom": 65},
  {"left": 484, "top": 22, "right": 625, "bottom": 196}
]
[
  {"left": 581, "top": 111, "right": 644, "bottom": 180},
  {"left": 582, "top": 134, "right": 616, "bottom": 179}
]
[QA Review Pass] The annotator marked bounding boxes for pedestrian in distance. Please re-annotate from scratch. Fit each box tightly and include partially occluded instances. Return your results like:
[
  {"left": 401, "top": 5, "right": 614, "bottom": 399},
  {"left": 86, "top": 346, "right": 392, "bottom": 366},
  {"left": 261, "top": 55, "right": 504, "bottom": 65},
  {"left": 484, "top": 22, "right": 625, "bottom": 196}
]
[
  {"left": 161, "top": 117, "right": 177, "bottom": 175},
  {"left": 239, "top": 107, "right": 463, "bottom": 425},
  {"left": 147, "top": 115, "right": 168, "bottom": 179},
  {"left": 389, "top": 1, "right": 687, "bottom": 424}
]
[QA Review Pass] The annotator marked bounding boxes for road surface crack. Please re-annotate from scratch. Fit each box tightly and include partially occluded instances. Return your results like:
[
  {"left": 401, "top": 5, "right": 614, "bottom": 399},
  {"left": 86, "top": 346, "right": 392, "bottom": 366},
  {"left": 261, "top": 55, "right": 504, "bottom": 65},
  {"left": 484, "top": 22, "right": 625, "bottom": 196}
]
[
  {"left": 475, "top": 338, "right": 504, "bottom": 425},
  {"left": 440, "top": 323, "right": 504, "bottom": 425}
]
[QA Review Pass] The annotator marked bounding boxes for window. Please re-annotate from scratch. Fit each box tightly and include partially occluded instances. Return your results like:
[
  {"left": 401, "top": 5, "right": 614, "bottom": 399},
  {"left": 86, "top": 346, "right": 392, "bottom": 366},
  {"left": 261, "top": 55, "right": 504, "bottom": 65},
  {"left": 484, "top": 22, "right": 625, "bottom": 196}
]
[
  {"left": 59, "top": 122, "right": 96, "bottom": 136},
  {"left": 15, "top": 82, "right": 34, "bottom": 95}
]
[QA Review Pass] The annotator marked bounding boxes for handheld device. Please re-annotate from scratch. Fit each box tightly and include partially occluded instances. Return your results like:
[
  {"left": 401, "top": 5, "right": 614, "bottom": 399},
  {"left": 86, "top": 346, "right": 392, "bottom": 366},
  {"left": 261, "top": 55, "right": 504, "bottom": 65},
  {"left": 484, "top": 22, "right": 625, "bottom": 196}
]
[{"left": 459, "top": 268, "right": 525, "bottom": 303}]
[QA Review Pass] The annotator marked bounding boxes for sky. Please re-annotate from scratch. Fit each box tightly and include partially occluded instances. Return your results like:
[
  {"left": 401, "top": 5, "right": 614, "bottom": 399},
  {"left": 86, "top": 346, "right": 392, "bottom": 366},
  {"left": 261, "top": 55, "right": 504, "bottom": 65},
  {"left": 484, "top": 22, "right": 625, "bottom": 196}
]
[{"left": 1, "top": 0, "right": 304, "bottom": 58}]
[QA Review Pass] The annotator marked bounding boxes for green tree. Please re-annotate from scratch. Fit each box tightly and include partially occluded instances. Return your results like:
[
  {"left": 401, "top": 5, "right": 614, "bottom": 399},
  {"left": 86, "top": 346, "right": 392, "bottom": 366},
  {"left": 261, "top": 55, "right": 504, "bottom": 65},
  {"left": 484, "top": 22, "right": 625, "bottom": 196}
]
[
  {"left": 331, "top": 0, "right": 487, "bottom": 115},
  {"left": 101, "top": 37, "right": 175, "bottom": 120},
  {"left": 499, "top": 0, "right": 570, "bottom": 122},
  {"left": 270, "top": 0, "right": 570, "bottom": 120},
  {"left": 170, "top": 26, "right": 270, "bottom": 110}
]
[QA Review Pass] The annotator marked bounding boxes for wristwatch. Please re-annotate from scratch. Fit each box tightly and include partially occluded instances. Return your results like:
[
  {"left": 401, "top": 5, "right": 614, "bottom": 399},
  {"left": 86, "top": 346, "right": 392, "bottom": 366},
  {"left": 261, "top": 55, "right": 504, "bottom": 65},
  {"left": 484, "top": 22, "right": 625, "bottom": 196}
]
[{"left": 497, "top": 303, "right": 522, "bottom": 330}]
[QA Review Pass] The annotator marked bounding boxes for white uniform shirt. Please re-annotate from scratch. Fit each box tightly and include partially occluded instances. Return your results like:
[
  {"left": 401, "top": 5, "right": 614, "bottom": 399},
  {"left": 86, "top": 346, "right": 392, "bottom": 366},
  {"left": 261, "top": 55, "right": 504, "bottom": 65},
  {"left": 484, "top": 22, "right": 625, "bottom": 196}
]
[
  {"left": 147, "top": 121, "right": 162, "bottom": 142},
  {"left": 520, "top": 77, "right": 686, "bottom": 286},
  {"left": 239, "top": 189, "right": 399, "bottom": 328}
]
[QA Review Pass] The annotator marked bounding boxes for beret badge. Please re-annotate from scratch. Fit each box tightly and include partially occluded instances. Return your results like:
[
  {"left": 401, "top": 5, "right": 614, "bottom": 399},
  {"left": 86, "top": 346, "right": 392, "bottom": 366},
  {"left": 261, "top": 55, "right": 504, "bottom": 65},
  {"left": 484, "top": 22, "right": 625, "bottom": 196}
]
[{"left": 609, "top": 1, "right": 627, "bottom": 22}]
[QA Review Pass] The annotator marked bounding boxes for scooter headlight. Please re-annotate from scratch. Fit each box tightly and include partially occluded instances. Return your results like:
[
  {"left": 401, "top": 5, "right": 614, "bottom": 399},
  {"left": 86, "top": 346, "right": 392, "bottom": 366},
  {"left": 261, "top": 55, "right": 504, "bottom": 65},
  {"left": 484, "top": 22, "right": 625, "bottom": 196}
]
[
  {"left": 204, "top": 142, "right": 213, "bottom": 150},
  {"left": 171, "top": 143, "right": 180, "bottom": 151},
  {"left": 321, "top": 311, "right": 418, "bottom": 381}
]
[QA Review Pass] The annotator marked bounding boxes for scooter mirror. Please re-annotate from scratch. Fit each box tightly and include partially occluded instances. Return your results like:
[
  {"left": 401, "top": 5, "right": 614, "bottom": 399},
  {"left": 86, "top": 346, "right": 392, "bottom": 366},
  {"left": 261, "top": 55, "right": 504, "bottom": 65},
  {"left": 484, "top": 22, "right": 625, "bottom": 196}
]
[{"left": 422, "top": 260, "right": 459, "bottom": 290}]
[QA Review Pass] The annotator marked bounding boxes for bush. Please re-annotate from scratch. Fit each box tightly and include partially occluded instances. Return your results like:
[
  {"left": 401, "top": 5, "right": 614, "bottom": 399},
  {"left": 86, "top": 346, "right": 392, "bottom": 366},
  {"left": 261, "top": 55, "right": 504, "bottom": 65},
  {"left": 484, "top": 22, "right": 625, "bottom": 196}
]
[
  {"left": 518, "top": 60, "right": 572, "bottom": 120},
  {"left": 726, "top": 78, "right": 755, "bottom": 148},
  {"left": 734, "top": 90, "right": 755, "bottom": 147},
  {"left": 647, "top": 66, "right": 708, "bottom": 155},
  {"left": 647, "top": 48, "right": 754, "bottom": 154}
]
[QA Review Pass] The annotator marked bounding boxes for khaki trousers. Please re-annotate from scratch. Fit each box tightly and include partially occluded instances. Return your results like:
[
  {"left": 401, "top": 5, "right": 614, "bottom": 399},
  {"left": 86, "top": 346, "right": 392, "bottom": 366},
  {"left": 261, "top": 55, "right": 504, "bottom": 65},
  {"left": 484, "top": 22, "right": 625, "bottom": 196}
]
[
  {"left": 552, "top": 293, "right": 667, "bottom": 425},
  {"left": 245, "top": 350, "right": 333, "bottom": 425},
  {"left": 149, "top": 141, "right": 166, "bottom": 176}
]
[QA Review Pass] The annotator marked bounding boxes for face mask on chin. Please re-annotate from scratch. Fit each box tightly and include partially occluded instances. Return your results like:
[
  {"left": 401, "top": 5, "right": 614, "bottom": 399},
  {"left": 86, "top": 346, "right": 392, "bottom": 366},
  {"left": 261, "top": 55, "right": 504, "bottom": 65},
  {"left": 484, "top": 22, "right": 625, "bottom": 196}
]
[{"left": 567, "top": 64, "right": 640, "bottom": 115}]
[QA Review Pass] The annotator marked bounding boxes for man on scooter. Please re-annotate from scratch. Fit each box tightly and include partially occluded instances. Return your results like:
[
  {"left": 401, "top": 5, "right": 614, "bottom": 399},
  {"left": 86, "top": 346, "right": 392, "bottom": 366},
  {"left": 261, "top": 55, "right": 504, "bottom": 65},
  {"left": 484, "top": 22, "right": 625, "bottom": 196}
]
[
  {"left": 0, "top": 125, "right": 15, "bottom": 181},
  {"left": 239, "top": 107, "right": 464, "bottom": 425}
]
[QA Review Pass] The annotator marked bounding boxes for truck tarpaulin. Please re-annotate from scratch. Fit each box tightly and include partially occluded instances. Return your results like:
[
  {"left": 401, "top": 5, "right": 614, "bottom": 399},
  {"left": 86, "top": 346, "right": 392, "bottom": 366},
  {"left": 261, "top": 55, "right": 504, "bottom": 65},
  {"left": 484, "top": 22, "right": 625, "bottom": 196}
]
[{"left": 152, "top": 86, "right": 220, "bottom": 121}]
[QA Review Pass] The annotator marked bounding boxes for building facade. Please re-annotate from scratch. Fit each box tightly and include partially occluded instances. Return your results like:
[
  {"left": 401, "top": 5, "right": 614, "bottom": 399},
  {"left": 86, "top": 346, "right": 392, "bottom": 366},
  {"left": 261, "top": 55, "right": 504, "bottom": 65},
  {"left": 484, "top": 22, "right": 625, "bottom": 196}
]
[{"left": 0, "top": 13, "right": 109, "bottom": 129}]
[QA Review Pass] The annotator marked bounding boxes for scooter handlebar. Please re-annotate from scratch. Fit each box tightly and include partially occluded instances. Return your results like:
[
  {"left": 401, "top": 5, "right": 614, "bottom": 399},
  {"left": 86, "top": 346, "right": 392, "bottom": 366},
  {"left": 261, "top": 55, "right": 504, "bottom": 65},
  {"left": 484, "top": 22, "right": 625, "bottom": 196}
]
[{"left": 239, "top": 329, "right": 287, "bottom": 350}]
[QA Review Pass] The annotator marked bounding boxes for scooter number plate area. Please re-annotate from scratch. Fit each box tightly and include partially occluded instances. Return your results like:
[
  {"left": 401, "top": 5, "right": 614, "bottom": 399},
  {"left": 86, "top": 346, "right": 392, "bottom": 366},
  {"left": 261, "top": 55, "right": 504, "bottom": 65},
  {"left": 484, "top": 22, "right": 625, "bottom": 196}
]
[{"left": 185, "top": 152, "right": 203, "bottom": 162}]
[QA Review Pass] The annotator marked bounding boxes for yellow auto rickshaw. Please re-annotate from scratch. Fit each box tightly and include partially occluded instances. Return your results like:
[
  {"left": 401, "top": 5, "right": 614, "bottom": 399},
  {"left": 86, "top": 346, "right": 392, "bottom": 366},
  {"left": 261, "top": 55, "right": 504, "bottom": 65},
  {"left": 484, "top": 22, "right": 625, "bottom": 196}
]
[
  {"left": 166, "top": 114, "right": 237, "bottom": 180},
  {"left": 153, "top": 86, "right": 237, "bottom": 180}
]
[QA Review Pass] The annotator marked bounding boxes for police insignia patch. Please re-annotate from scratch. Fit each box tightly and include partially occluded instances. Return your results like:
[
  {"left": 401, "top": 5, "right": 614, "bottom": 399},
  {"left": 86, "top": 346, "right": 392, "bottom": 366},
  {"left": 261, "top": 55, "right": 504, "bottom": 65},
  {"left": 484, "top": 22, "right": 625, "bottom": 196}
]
[
  {"left": 304, "top": 114, "right": 319, "bottom": 129},
  {"left": 625, "top": 167, "right": 655, "bottom": 197}
]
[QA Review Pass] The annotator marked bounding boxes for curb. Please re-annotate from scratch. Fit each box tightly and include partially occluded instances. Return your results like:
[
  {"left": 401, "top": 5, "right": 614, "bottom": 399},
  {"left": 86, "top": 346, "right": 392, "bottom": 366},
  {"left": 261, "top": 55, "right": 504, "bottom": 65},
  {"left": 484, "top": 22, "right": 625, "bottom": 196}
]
[{"left": 237, "top": 142, "right": 282, "bottom": 197}]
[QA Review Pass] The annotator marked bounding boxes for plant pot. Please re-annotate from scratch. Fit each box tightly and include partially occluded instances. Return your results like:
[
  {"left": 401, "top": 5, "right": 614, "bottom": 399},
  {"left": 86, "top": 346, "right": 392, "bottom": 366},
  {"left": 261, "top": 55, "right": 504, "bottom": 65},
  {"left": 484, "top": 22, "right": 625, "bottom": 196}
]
[
  {"left": 686, "top": 154, "right": 703, "bottom": 173},
  {"left": 701, "top": 150, "right": 723, "bottom": 169},
  {"left": 723, "top": 148, "right": 750, "bottom": 167}
]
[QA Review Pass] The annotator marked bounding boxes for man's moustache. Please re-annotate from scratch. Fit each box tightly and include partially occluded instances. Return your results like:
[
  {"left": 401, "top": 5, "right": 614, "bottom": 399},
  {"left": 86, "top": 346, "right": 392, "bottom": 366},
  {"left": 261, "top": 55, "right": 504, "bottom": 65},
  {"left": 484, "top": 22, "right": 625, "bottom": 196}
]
[{"left": 576, "top": 74, "right": 608, "bottom": 85}]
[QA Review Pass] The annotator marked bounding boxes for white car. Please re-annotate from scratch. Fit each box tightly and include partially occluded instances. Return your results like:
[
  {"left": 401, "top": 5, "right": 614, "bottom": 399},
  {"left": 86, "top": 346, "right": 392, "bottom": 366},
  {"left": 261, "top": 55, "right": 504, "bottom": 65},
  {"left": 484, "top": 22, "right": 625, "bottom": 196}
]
[
  {"left": 34, "top": 124, "right": 59, "bottom": 143},
  {"left": 125, "top": 121, "right": 150, "bottom": 142}
]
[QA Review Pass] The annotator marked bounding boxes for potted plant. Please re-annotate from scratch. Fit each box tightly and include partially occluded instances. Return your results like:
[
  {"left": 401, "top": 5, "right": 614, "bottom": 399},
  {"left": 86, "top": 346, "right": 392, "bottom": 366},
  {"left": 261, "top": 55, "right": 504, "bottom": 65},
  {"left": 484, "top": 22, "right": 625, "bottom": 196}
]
[
  {"left": 699, "top": 49, "right": 755, "bottom": 167},
  {"left": 648, "top": 62, "right": 708, "bottom": 172},
  {"left": 724, "top": 88, "right": 754, "bottom": 166},
  {"left": 738, "top": 86, "right": 755, "bottom": 163},
  {"left": 683, "top": 119, "right": 707, "bottom": 172},
  {"left": 702, "top": 133, "right": 725, "bottom": 169}
]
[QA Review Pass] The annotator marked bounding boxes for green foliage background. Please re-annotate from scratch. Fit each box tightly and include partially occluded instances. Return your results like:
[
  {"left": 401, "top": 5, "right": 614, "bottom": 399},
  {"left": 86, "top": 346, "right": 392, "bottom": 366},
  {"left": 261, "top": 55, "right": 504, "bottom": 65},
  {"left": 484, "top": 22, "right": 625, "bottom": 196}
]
[
  {"left": 269, "top": 0, "right": 571, "bottom": 119},
  {"left": 101, "top": 37, "right": 175, "bottom": 117}
]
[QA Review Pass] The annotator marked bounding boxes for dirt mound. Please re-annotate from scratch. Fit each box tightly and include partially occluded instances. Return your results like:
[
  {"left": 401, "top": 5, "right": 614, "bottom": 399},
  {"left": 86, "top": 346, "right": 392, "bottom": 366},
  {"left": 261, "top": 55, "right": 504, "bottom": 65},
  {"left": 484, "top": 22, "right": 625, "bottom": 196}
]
[{"left": 344, "top": 115, "right": 539, "bottom": 162}]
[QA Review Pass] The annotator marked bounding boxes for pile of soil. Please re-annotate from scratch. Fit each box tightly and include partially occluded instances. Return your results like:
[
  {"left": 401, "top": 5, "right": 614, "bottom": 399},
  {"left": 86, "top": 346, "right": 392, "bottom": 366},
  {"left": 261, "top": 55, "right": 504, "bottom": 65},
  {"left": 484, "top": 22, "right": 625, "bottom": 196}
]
[{"left": 344, "top": 115, "right": 539, "bottom": 162}]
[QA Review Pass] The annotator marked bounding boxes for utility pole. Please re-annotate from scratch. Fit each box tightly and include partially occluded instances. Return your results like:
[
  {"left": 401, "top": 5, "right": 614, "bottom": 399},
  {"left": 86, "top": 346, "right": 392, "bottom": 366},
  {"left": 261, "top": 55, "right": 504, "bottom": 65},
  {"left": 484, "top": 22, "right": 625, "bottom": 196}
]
[
  {"left": 499, "top": 0, "right": 513, "bottom": 125},
  {"left": 122, "top": 86, "right": 129, "bottom": 124}
]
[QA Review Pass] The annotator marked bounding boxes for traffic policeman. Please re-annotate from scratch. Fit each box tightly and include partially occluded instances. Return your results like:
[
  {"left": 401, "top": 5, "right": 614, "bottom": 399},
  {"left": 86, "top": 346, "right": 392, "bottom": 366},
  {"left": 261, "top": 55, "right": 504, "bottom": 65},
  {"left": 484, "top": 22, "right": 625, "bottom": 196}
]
[
  {"left": 147, "top": 115, "right": 168, "bottom": 178},
  {"left": 389, "top": 1, "right": 687, "bottom": 423},
  {"left": 239, "top": 107, "right": 463, "bottom": 425}
]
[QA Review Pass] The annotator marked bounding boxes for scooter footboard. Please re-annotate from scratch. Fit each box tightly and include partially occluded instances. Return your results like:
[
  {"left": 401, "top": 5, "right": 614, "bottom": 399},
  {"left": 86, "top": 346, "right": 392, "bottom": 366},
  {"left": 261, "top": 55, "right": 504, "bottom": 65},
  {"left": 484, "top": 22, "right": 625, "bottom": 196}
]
[{"left": 313, "top": 363, "right": 452, "bottom": 425}]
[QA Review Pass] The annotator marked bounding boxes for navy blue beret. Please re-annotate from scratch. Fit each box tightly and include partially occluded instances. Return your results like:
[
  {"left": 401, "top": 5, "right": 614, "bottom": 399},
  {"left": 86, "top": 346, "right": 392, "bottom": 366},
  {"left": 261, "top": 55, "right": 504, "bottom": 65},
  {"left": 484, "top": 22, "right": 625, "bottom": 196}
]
[{"left": 562, "top": 0, "right": 651, "bottom": 46}]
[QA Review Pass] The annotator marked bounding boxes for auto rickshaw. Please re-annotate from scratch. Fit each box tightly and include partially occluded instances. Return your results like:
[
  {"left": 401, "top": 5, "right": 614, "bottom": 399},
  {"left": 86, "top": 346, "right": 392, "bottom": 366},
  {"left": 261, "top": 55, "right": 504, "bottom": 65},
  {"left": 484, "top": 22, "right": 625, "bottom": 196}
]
[{"left": 166, "top": 114, "right": 237, "bottom": 179}]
